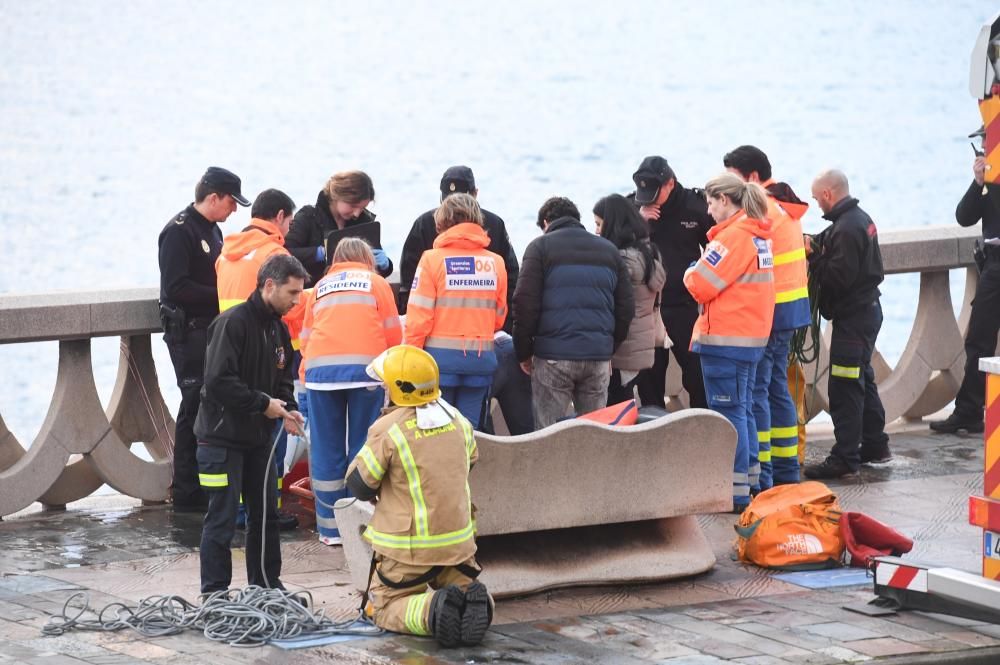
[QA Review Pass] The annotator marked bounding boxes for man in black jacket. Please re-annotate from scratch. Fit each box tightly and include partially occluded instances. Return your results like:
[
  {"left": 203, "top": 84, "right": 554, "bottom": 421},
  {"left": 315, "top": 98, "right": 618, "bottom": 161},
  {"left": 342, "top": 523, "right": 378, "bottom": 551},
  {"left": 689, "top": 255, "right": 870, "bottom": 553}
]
[
  {"left": 284, "top": 171, "right": 393, "bottom": 284},
  {"left": 630, "top": 156, "right": 713, "bottom": 410},
  {"left": 158, "top": 166, "right": 249, "bottom": 511},
  {"left": 803, "top": 169, "right": 890, "bottom": 480},
  {"left": 398, "top": 166, "right": 519, "bottom": 322},
  {"left": 513, "top": 197, "right": 634, "bottom": 429},
  {"left": 931, "top": 134, "right": 999, "bottom": 434},
  {"left": 194, "top": 254, "right": 307, "bottom": 593}
]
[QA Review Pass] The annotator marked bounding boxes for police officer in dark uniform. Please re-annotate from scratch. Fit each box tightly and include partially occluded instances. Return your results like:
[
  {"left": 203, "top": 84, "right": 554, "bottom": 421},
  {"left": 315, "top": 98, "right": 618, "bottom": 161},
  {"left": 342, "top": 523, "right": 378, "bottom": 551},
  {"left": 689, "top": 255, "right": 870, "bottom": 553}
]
[
  {"left": 630, "top": 156, "right": 713, "bottom": 409},
  {"left": 158, "top": 166, "right": 249, "bottom": 510},
  {"left": 803, "top": 169, "right": 890, "bottom": 479},
  {"left": 931, "top": 127, "right": 999, "bottom": 434},
  {"left": 398, "top": 165, "right": 519, "bottom": 324}
]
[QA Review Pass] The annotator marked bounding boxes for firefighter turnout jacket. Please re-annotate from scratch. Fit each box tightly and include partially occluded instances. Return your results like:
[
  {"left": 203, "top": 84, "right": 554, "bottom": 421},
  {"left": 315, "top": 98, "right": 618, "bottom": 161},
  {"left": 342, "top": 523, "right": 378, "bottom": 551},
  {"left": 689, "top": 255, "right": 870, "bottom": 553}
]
[
  {"left": 346, "top": 405, "right": 479, "bottom": 566},
  {"left": 684, "top": 211, "right": 775, "bottom": 361},
  {"left": 405, "top": 223, "right": 507, "bottom": 384},
  {"left": 300, "top": 261, "right": 402, "bottom": 384}
]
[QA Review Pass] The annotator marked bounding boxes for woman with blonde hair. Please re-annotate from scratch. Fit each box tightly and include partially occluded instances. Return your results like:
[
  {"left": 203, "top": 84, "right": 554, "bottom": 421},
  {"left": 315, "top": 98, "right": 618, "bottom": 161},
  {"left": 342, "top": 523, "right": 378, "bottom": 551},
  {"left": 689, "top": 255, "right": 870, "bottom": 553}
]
[
  {"left": 300, "top": 237, "right": 401, "bottom": 544},
  {"left": 285, "top": 170, "right": 393, "bottom": 284},
  {"left": 405, "top": 193, "right": 508, "bottom": 427},
  {"left": 683, "top": 173, "right": 775, "bottom": 514}
]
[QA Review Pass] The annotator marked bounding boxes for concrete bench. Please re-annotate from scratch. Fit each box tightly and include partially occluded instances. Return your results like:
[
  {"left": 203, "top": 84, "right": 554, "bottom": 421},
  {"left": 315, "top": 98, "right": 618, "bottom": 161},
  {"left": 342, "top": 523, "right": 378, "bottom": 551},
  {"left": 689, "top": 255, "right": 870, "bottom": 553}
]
[{"left": 334, "top": 408, "right": 736, "bottom": 598}]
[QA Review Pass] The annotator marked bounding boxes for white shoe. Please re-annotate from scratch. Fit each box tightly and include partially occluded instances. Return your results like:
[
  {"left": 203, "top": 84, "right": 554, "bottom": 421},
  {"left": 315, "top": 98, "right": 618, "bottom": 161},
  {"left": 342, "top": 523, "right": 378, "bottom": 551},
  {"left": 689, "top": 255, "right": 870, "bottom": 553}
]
[{"left": 319, "top": 535, "right": 342, "bottom": 546}]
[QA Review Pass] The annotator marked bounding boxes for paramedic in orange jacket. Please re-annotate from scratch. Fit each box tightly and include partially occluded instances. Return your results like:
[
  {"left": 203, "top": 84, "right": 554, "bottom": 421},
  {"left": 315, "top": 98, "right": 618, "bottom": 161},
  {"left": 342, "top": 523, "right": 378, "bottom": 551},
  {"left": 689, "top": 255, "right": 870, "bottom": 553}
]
[
  {"left": 405, "top": 193, "right": 508, "bottom": 428},
  {"left": 683, "top": 173, "right": 775, "bottom": 513},
  {"left": 300, "top": 237, "right": 401, "bottom": 544},
  {"left": 724, "top": 146, "right": 810, "bottom": 487},
  {"left": 215, "top": 188, "right": 303, "bottom": 530}
]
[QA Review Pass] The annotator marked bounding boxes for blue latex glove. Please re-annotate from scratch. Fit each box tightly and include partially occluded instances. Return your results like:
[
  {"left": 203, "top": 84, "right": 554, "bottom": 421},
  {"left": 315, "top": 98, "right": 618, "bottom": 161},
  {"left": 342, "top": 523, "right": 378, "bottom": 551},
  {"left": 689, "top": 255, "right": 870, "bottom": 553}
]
[
  {"left": 372, "top": 248, "right": 390, "bottom": 271},
  {"left": 315, "top": 245, "right": 325, "bottom": 263}
]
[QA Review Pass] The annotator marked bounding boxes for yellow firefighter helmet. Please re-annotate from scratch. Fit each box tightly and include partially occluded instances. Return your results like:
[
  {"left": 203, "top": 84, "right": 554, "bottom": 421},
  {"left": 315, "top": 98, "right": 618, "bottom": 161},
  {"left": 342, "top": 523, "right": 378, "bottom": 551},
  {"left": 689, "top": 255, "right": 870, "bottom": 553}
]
[{"left": 367, "top": 345, "right": 441, "bottom": 407}]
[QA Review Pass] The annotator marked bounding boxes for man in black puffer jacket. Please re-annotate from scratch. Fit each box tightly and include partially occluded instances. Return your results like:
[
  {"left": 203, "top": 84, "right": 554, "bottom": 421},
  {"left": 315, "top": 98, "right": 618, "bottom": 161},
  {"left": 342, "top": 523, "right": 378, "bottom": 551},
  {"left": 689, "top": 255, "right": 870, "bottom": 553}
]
[
  {"left": 194, "top": 254, "right": 307, "bottom": 593},
  {"left": 513, "top": 197, "right": 634, "bottom": 429}
]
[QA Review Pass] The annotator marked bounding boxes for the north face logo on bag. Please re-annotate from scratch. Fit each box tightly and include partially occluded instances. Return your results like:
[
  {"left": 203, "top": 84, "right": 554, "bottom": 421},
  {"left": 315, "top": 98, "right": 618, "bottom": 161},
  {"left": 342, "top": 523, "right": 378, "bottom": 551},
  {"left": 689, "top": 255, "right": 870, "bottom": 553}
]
[{"left": 778, "top": 533, "right": 825, "bottom": 556}]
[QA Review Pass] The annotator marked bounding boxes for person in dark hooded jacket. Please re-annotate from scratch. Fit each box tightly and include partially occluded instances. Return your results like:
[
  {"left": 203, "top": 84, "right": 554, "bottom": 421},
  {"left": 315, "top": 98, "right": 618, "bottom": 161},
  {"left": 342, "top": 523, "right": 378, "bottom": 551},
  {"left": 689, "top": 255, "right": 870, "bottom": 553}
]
[{"left": 285, "top": 170, "right": 393, "bottom": 284}]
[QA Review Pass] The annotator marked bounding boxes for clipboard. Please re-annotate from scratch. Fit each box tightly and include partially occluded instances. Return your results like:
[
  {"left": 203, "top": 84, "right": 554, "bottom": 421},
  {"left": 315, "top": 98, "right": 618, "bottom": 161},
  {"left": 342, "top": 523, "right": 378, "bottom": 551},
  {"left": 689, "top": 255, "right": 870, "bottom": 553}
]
[{"left": 324, "top": 222, "right": 381, "bottom": 266}]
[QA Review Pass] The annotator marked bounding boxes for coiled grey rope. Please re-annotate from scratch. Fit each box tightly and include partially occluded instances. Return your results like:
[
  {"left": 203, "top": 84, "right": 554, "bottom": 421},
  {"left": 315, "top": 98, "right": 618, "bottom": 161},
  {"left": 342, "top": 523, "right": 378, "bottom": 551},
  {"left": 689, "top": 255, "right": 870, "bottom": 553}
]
[
  {"left": 42, "top": 586, "right": 382, "bottom": 646},
  {"left": 42, "top": 421, "right": 382, "bottom": 646}
]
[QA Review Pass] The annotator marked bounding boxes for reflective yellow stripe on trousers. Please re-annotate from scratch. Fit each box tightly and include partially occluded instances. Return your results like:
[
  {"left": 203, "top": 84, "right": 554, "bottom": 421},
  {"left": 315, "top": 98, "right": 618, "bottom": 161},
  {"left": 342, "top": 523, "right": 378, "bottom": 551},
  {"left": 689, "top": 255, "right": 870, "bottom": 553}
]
[
  {"left": 199, "top": 473, "right": 228, "bottom": 488},
  {"left": 770, "top": 425, "right": 799, "bottom": 458},
  {"left": 405, "top": 593, "right": 431, "bottom": 635},
  {"left": 831, "top": 364, "right": 861, "bottom": 379}
]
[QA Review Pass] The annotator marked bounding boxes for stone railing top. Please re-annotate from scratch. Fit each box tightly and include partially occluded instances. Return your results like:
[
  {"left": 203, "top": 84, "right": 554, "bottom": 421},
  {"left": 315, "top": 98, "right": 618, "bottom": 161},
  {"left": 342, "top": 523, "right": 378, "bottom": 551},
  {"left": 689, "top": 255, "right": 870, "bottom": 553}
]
[
  {"left": 0, "top": 225, "right": 984, "bottom": 344},
  {"left": 0, "top": 287, "right": 161, "bottom": 344},
  {"left": 878, "top": 225, "right": 979, "bottom": 274}
]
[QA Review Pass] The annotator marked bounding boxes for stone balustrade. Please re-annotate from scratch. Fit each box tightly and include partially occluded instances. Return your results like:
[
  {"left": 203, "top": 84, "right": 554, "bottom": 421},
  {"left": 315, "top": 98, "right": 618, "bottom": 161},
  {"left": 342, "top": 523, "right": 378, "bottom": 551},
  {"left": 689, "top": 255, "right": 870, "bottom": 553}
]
[{"left": 0, "top": 225, "right": 988, "bottom": 516}]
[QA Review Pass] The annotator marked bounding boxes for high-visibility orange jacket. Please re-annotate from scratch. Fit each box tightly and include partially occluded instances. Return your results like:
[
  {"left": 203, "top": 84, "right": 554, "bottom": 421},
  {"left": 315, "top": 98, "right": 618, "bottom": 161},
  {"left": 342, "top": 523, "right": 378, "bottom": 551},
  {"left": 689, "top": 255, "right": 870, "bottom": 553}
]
[
  {"left": 683, "top": 211, "right": 775, "bottom": 361},
  {"left": 762, "top": 189, "right": 810, "bottom": 332},
  {"left": 301, "top": 261, "right": 402, "bottom": 384},
  {"left": 405, "top": 223, "right": 507, "bottom": 386},
  {"left": 215, "top": 218, "right": 307, "bottom": 349}
]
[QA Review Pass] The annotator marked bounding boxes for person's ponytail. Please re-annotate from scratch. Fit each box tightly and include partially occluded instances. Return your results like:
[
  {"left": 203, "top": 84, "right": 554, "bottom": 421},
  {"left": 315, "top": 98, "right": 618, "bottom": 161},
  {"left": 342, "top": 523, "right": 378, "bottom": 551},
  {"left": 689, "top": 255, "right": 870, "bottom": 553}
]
[{"left": 742, "top": 182, "right": 768, "bottom": 220}]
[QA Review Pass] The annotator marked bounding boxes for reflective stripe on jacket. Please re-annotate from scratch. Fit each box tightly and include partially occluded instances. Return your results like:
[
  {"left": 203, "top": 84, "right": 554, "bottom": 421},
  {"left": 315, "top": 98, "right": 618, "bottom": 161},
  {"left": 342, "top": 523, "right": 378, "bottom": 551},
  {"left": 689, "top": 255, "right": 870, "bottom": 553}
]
[
  {"left": 301, "top": 261, "right": 402, "bottom": 383},
  {"left": 683, "top": 211, "right": 775, "bottom": 361},
  {"left": 346, "top": 405, "right": 479, "bottom": 566},
  {"left": 765, "top": 196, "right": 811, "bottom": 331},
  {"left": 405, "top": 223, "right": 508, "bottom": 384}
]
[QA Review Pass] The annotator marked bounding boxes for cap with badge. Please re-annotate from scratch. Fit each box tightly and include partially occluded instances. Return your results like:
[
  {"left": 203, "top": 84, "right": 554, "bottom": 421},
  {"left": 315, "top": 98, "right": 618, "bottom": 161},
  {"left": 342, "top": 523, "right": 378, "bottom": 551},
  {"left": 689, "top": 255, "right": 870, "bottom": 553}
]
[
  {"left": 440, "top": 165, "right": 476, "bottom": 198},
  {"left": 201, "top": 166, "right": 250, "bottom": 206},
  {"left": 632, "top": 156, "right": 676, "bottom": 205}
]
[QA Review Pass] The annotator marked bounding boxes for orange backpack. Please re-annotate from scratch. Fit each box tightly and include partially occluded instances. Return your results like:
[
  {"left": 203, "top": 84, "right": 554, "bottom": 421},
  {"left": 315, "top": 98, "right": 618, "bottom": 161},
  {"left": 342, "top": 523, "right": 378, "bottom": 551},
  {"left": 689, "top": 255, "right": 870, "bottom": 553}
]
[{"left": 735, "top": 481, "right": 844, "bottom": 570}]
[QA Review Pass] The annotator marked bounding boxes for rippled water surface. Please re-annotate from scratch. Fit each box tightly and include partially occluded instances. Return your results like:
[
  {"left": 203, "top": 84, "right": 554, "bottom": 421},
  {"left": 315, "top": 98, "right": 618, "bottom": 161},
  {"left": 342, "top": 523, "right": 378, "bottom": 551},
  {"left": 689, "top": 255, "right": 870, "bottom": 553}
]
[{"left": 0, "top": 1, "right": 994, "bottom": 443}]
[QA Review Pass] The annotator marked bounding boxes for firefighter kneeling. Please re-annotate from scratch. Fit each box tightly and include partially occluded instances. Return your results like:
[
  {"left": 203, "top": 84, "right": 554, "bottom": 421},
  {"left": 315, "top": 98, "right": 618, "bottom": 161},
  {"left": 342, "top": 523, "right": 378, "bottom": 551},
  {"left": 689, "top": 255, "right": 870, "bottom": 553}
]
[{"left": 345, "top": 345, "right": 493, "bottom": 647}]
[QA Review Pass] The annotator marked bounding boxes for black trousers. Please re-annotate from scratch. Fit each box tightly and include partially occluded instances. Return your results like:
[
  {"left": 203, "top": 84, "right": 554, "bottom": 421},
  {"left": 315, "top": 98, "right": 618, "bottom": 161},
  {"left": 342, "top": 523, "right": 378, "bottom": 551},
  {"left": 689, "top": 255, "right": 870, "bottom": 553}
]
[
  {"left": 197, "top": 444, "right": 282, "bottom": 593},
  {"left": 607, "top": 369, "right": 639, "bottom": 406},
  {"left": 165, "top": 326, "right": 208, "bottom": 507},
  {"left": 636, "top": 304, "right": 707, "bottom": 409},
  {"left": 954, "top": 259, "right": 1000, "bottom": 420},
  {"left": 828, "top": 300, "right": 889, "bottom": 470}
]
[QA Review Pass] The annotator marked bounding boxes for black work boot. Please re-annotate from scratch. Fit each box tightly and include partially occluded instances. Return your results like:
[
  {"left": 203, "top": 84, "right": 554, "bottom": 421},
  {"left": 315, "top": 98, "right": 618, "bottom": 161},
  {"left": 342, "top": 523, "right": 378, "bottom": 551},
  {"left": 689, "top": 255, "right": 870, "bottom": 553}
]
[
  {"left": 460, "top": 582, "right": 493, "bottom": 646},
  {"left": 428, "top": 585, "right": 464, "bottom": 647},
  {"left": 929, "top": 412, "right": 984, "bottom": 434},
  {"left": 860, "top": 444, "right": 892, "bottom": 465},
  {"left": 803, "top": 456, "right": 859, "bottom": 480}
]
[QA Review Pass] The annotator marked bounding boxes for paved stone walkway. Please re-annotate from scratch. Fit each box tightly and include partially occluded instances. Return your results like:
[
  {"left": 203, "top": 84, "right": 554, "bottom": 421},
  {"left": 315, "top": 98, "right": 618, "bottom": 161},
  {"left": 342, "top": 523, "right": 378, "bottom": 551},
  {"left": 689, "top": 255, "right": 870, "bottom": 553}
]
[{"left": 1, "top": 427, "right": 999, "bottom": 664}]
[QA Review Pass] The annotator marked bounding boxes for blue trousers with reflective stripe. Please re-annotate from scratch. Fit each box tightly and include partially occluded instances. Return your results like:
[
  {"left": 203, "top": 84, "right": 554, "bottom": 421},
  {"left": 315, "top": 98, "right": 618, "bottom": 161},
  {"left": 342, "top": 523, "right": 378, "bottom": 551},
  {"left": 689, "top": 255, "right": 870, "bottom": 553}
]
[
  {"left": 701, "top": 355, "right": 754, "bottom": 509},
  {"left": 308, "top": 387, "right": 384, "bottom": 539},
  {"left": 753, "top": 329, "right": 799, "bottom": 485}
]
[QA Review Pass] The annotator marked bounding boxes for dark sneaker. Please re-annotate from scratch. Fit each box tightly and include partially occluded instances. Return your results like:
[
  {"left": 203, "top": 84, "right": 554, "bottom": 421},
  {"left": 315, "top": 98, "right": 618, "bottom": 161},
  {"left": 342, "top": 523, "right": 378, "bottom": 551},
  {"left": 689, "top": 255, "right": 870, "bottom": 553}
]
[
  {"left": 860, "top": 447, "right": 893, "bottom": 464},
  {"left": 460, "top": 582, "right": 492, "bottom": 646},
  {"left": 429, "top": 585, "right": 464, "bottom": 647},
  {"left": 929, "top": 413, "right": 984, "bottom": 434},
  {"left": 277, "top": 510, "right": 299, "bottom": 531},
  {"left": 732, "top": 502, "right": 749, "bottom": 515},
  {"left": 804, "top": 456, "right": 859, "bottom": 480}
]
